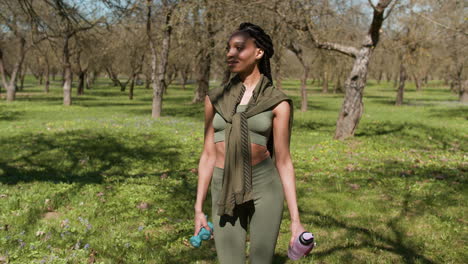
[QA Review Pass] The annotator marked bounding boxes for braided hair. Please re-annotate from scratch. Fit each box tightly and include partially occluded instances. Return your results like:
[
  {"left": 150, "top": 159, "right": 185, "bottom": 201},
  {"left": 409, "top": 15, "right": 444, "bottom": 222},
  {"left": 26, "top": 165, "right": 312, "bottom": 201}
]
[{"left": 229, "top": 22, "right": 274, "bottom": 83}]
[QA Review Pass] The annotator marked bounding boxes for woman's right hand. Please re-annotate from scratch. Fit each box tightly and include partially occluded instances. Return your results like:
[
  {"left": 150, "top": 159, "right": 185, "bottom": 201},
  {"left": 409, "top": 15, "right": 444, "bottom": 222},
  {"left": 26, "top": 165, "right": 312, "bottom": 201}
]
[{"left": 194, "top": 211, "right": 212, "bottom": 237}]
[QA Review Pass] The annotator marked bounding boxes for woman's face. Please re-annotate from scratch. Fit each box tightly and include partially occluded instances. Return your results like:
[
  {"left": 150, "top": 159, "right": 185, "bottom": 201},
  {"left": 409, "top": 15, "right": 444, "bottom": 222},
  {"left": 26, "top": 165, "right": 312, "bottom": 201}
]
[{"left": 226, "top": 34, "right": 264, "bottom": 73}]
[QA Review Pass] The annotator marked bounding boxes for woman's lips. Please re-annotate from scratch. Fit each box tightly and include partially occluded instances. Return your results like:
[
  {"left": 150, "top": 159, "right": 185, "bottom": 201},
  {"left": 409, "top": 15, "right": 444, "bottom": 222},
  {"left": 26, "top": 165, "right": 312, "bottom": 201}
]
[{"left": 227, "top": 61, "right": 238, "bottom": 67}]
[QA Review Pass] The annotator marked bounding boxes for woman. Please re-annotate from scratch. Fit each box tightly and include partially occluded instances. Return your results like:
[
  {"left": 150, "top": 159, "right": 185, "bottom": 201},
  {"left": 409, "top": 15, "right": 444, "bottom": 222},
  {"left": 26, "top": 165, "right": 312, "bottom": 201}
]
[{"left": 194, "top": 22, "right": 306, "bottom": 263}]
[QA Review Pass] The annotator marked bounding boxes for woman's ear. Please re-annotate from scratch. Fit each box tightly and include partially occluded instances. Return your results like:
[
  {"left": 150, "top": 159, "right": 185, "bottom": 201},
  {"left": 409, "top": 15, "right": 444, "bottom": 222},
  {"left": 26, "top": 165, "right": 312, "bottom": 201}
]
[{"left": 256, "top": 49, "right": 264, "bottom": 60}]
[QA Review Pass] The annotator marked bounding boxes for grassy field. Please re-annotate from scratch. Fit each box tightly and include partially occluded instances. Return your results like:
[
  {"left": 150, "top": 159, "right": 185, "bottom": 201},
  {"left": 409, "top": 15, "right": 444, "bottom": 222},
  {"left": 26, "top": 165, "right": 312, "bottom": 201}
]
[{"left": 0, "top": 76, "right": 466, "bottom": 264}]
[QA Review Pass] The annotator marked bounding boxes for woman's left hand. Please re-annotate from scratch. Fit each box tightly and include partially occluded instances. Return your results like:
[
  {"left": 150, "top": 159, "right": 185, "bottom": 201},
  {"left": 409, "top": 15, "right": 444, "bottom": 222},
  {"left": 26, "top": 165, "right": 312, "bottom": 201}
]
[{"left": 289, "top": 221, "right": 307, "bottom": 247}]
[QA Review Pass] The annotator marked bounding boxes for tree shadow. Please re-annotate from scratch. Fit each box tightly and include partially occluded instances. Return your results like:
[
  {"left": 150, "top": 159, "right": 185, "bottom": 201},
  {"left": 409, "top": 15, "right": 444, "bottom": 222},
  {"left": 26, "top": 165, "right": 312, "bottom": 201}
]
[
  {"left": 355, "top": 122, "right": 405, "bottom": 137},
  {"left": 355, "top": 121, "right": 466, "bottom": 152},
  {"left": 295, "top": 120, "right": 335, "bottom": 131},
  {"left": 429, "top": 107, "right": 468, "bottom": 120},
  {"left": 303, "top": 183, "right": 437, "bottom": 263},
  {"left": 0, "top": 129, "right": 182, "bottom": 185},
  {"left": 0, "top": 105, "right": 23, "bottom": 121}
]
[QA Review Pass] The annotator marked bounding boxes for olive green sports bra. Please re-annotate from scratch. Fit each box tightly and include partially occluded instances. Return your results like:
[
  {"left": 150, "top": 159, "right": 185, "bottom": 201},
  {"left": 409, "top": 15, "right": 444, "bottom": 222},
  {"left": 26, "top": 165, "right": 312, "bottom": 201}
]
[{"left": 213, "top": 104, "right": 273, "bottom": 146}]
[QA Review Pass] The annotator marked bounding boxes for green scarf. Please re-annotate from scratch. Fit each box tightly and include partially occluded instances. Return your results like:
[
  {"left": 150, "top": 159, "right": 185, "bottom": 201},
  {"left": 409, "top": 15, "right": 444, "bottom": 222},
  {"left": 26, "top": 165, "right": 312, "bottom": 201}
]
[{"left": 208, "top": 73, "right": 294, "bottom": 216}]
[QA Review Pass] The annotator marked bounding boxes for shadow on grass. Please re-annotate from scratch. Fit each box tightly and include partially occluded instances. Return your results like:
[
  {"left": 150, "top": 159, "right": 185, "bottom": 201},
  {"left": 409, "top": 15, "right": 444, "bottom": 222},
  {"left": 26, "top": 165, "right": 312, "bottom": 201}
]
[
  {"left": 0, "top": 129, "right": 182, "bottom": 185},
  {"left": 294, "top": 156, "right": 466, "bottom": 263},
  {"left": 303, "top": 182, "right": 437, "bottom": 263},
  {"left": 0, "top": 105, "right": 23, "bottom": 121},
  {"left": 355, "top": 121, "right": 466, "bottom": 151},
  {"left": 429, "top": 107, "right": 468, "bottom": 120}
]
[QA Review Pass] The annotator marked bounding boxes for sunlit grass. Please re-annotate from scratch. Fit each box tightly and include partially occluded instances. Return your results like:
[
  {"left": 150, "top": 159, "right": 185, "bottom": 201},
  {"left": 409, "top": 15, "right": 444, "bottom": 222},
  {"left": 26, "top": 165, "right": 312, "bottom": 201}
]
[{"left": 0, "top": 76, "right": 466, "bottom": 263}]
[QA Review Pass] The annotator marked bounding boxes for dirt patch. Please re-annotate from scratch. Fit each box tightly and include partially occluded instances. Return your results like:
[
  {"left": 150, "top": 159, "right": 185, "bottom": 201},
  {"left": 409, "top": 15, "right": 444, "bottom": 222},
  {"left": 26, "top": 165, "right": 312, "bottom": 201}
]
[{"left": 43, "top": 211, "right": 61, "bottom": 220}]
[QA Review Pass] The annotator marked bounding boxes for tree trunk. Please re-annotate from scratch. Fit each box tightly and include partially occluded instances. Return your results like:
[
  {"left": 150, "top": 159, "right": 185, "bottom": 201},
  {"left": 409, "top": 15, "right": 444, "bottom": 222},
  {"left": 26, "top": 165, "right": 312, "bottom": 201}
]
[
  {"left": 333, "top": 0, "right": 396, "bottom": 139},
  {"left": 395, "top": 62, "right": 406, "bottom": 106},
  {"left": 44, "top": 61, "right": 50, "bottom": 93},
  {"left": 0, "top": 37, "right": 26, "bottom": 102},
  {"left": 412, "top": 72, "right": 421, "bottom": 91},
  {"left": 19, "top": 67, "right": 26, "bottom": 91},
  {"left": 273, "top": 52, "right": 282, "bottom": 90},
  {"left": 145, "top": 73, "right": 151, "bottom": 89},
  {"left": 322, "top": 70, "right": 329, "bottom": 93},
  {"left": 63, "top": 35, "right": 73, "bottom": 106},
  {"left": 192, "top": 4, "right": 214, "bottom": 103},
  {"left": 393, "top": 72, "right": 398, "bottom": 88},
  {"left": 193, "top": 54, "right": 210, "bottom": 103},
  {"left": 129, "top": 74, "right": 136, "bottom": 100},
  {"left": 77, "top": 71, "right": 85, "bottom": 95},
  {"left": 460, "top": 80, "right": 468, "bottom": 103},
  {"left": 300, "top": 66, "right": 309, "bottom": 112},
  {"left": 148, "top": 0, "right": 173, "bottom": 118},
  {"left": 377, "top": 70, "right": 383, "bottom": 84},
  {"left": 334, "top": 75, "right": 344, "bottom": 94},
  {"left": 334, "top": 50, "right": 371, "bottom": 139},
  {"left": 180, "top": 70, "right": 188, "bottom": 90}
]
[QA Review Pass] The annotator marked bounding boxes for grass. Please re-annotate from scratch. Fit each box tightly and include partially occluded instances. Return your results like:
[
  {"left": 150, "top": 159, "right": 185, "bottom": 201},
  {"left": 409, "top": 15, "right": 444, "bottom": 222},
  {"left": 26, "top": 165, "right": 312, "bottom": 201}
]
[{"left": 0, "top": 76, "right": 466, "bottom": 264}]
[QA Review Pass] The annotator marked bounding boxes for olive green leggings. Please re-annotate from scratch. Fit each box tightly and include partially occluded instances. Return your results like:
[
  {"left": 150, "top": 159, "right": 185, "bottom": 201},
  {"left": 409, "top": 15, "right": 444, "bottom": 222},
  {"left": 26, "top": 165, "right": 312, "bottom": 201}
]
[{"left": 210, "top": 156, "right": 285, "bottom": 264}]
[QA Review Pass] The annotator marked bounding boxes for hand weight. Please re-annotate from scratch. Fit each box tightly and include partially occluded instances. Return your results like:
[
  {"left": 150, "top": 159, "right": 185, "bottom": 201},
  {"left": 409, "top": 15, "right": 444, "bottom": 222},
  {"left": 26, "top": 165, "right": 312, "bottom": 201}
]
[{"left": 190, "top": 215, "right": 214, "bottom": 248}]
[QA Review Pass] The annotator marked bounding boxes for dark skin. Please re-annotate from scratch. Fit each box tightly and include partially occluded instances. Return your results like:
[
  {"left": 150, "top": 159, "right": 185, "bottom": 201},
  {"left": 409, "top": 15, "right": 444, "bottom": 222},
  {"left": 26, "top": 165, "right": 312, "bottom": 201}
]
[{"left": 194, "top": 34, "right": 306, "bottom": 248}]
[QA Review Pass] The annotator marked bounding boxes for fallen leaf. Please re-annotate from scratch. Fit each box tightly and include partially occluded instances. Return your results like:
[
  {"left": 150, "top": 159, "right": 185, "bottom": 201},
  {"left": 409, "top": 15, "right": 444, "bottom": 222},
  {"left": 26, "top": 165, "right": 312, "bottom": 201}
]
[{"left": 137, "top": 202, "right": 149, "bottom": 210}]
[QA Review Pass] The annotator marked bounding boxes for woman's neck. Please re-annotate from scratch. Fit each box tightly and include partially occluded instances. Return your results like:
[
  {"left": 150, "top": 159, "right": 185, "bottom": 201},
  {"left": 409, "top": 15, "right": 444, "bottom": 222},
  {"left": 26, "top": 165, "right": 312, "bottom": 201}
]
[{"left": 238, "top": 67, "right": 261, "bottom": 92}]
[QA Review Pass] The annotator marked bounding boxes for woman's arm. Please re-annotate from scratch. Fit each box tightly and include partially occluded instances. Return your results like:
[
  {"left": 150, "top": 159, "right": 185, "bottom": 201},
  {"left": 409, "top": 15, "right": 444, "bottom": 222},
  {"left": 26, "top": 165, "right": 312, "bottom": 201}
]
[
  {"left": 193, "top": 95, "right": 217, "bottom": 235},
  {"left": 272, "top": 101, "right": 306, "bottom": 246}
]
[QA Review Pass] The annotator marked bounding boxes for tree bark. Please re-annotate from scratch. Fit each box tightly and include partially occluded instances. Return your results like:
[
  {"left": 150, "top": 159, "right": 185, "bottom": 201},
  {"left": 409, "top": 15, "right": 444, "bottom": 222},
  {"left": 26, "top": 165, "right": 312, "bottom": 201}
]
[
  {"left": 129, "top": 73, "right": 136, "bottom": 100},
  {"left": 460, "top": 79, "right": 468, "bottom": 103},
  {"left": 147, "top": 0, "right": 173, "bottom": 118},
  {"left": 377, "top": 70, "right": 383, "bottom": 84},
  {"left": 193, "top": 54, "right": 210, "bottom": 103},
  {"left": 333, "top": 1, "right": 392, "bottom": 140},
  {"left": 412, "top": 72, "right": 422, "bottom": 91},
  {"left": 192, "top": 2, "right": 214, "bottom": 103},
  {"left": 287, "top": 42, "right": 309, "bottom": 111},
  {"left": 395, "top": 62, "right": 406, "bottom": 106},
  {"left": 63, "top": 35, "right": 73, "bottom": 106},
  {"left": 77, "top": 72, "right": 86, "bottom": 95},
  {"left": 300, "top": 66, "right": 309, "bottom": 112},
  {"left": 44, "top": 58, "right": 50, "bottom": 93},
  {"left": 322, "top": 70, "right": 329, "bottom": 93},
  {"left": 0, "top": 37, "right": 27, "bottom": 102}
]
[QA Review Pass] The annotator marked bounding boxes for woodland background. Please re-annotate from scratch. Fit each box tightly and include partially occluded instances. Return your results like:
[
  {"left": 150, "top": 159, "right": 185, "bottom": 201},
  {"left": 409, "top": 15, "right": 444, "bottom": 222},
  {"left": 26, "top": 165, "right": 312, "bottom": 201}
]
[{"left": 0, "top": 0, "right": 466, "bottom": 263}]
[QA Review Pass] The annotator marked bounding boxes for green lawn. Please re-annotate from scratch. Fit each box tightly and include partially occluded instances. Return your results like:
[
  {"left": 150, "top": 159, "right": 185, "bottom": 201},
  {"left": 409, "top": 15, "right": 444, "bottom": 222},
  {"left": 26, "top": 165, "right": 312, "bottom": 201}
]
[{"left": 0, "top": 76, "right": 466, "bottom": 263}]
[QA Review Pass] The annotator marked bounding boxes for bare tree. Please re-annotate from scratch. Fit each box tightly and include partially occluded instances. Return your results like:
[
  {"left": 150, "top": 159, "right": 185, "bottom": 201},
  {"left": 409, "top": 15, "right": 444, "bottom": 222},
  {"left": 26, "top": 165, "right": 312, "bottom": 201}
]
[
  {"left": 269, "top": 0, "right": 396, "bottom": 140},
  {"left": 0, "top": 0, "right": 32, "bottom": 101},
  {"left": 287, "top": 41, "right": 310, "bottom": 112},
  {"left": 146, "top": 0, "right": 180, "bottom": 118}
]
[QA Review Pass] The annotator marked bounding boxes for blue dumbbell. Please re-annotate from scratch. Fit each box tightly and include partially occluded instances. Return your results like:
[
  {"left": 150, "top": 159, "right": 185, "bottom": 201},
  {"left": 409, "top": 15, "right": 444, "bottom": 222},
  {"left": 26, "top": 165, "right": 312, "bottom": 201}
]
[{"left": 190, "top": 216, "right": 214, "bottom": 248}]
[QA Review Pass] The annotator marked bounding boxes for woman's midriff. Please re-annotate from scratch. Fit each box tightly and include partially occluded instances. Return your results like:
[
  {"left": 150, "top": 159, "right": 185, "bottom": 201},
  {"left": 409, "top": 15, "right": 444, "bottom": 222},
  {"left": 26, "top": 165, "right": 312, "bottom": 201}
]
[{"left": 214, "top": 141, "right": 270, "bottom": 169}]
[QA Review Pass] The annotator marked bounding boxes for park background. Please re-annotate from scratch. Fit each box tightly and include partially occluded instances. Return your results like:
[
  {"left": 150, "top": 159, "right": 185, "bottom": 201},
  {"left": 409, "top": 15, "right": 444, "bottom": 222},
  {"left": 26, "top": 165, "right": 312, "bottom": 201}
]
[{"left": 0, "top": 0, "right": 466, "bottom": 263}]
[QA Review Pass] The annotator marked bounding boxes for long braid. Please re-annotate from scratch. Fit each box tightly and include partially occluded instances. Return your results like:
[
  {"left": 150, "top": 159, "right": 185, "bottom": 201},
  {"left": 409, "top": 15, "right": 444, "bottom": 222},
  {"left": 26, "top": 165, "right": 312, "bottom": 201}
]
[{"left": 230, "top": 23, "right": 274, "bottom": 83}]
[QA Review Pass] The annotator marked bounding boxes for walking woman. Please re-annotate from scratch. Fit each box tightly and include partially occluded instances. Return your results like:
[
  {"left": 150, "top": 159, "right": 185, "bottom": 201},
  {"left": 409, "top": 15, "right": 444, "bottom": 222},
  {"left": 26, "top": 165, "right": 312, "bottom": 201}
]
[{"left": 194, "top": 22, "right": 306, "bottom": 263}]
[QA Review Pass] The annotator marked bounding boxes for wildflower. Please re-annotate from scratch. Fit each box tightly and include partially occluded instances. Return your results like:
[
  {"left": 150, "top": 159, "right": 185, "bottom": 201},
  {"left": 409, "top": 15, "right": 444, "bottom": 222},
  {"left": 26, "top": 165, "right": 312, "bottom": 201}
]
[
  {"left": 83, "top": 243, "right": 90, "bottom": 250},
  {"left": 138, "top": 226, "right": 144, "bottom": 231}
]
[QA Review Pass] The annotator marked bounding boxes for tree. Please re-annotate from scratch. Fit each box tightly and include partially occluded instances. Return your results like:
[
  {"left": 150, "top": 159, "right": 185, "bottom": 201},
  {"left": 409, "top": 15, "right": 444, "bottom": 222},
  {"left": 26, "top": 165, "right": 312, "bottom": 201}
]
[
  {"left": 146, "top": 0, "right": 180, "bottom": 118},
  {"left": 269, "top": 0, "right": 396, "bottom": 140},
  {"left": 0, "top": 0, "right": 34, "bottom": 101}
]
